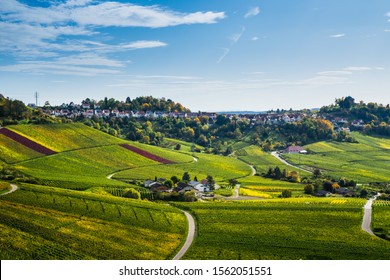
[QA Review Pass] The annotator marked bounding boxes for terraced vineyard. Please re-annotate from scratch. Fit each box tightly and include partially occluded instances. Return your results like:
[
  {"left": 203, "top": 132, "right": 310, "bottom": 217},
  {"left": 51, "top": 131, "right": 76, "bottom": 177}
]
[
  {"left": 7, "top": 123, "right": 126, "bottom": 152},
  {"left": 282, "top": 133, "right": 390, "bottom": 182},
  {"left": 1, "top": 123, "right": 390, "bottom": 260},
  {"left": 0, "top": 134, "right": 43, "bottom": 163},
  {"left": 177, "top": 198, "right": 390, "bottom": 259},
  {"left": 0, "top": 184, "right": 187, "bottom": 259},
  {"left": 113, "top": 152, "right": 251, "bottom": 182},
  {"left": 236, "top": 144, "right": 311, "bottom": 175},
  {"left": 372, "top": 200, "right": 390, "bottom": 240}
]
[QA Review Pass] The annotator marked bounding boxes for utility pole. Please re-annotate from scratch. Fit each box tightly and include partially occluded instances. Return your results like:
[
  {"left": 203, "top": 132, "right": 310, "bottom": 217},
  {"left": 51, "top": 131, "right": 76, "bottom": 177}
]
[{"left": 34, "top": 91, "right": 39, "bottom": 107}]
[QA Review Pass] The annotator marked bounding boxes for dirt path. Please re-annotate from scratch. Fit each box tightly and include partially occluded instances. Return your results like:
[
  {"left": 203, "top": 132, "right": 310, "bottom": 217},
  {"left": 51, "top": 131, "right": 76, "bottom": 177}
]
[
  {"left": 0, "top": 184, "right": 18, "bottom": 196},
  {"left": 362, "top": 195, "right": 379, "bottom": 236},
  {"left": 271, "top": 151, "right": 312, "bottom": 174},
  {"left": 234, "top": 184, "right": 240, "bottom": 198},
  {"left": 173, "top": 210, "right": 196, "bottom": 260}
]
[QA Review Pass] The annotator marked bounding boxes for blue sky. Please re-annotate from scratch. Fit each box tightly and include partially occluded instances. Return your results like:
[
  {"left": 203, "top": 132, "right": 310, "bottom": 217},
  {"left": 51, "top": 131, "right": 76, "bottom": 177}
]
[{"left": 1, "top": 0, "right": 389, "bottom": 111}]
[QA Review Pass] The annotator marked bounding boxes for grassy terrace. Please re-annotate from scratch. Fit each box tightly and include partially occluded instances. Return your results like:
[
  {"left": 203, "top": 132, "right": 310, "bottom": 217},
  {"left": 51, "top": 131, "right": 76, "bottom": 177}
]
[
  {"left": 282, "top": 133, "right": 390, "bottom": 182},
  {"left": 176, "top": 198, "right": 390, "bottom": 260},
  {"left": 0, "top": 184, "right": 187, "bottom": 260}
]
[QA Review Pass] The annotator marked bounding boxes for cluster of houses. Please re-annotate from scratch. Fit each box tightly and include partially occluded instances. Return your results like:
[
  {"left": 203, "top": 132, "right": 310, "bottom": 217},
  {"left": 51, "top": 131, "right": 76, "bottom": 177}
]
[
  {"left": 143, "top": 178, "right": 211, "bottom": 194},
  {"left": 30, "top": 101, "right": 368, "bottom": 132},
  {"left": 315, "top": 188, "right": 355, "bottom": 197}
]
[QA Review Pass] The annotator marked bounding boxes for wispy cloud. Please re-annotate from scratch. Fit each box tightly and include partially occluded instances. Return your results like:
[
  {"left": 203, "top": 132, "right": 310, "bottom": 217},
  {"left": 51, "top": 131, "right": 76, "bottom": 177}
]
[
  {"left": 218, "top": 27, "right": 245, "bottom": 63},
  {"left": 0, "top": 0, "right": 225, "bottom": 76},
  {"left": 217, "top": 48, "right": 230, "bottom": 64},
  {"left": 330, "top": 33, "right": 346, "bottom": 38},
  {"left": 317, "top": 71, "right": 352, "bottom": 76},
  {"left": 245, "top": 7, "right": 260, "bottom": 18},
  {"left": 344, "top": 66, "right": 373, "bottom": 71},
  {"left": 0, "top": 0, "right": 225, "bottom": 27},
  {"left": 229, "top": 27, "right": 246, "bottom": 43}
]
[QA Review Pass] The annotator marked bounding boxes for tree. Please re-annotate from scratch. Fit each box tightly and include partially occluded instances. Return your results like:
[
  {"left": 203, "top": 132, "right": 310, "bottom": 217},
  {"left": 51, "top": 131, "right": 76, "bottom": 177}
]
[
  {"left": 304, "top": 184, "right": 314, "bottom": 194},
  {"left": 207, "top": 175, "right": 215, "bottom": 190},
  {"left": 313, "top": 168, "right": 321, "bottom": 179},
  {"left": 274, "top": 166, "right": 282, "bottom": 179},
  {"left": 164, "top": 179, "right": 173, "bottom": 189},
  {"left": 170, "top": 175, "right": 180, "bottom": 185},
  {"left": 224, "top": 146, "right": 233, "bottom": 156},
  {"left": 122, "top": 188, "right": 141, "bottom": 199},
  {"left": 360, "top": 189, "right": 368, "bottom": 198},
  {"left": 281, "top": 190, "right": 292, "bottom": 198},
  {"left": 184, "top": 190, "right": 197, "bottom": 202},
  {"left": 182, "top": 172, "right": 191, "bottom": 182},
  {"left": 228, "top": 178, "right": 238, "bottom": 186}
]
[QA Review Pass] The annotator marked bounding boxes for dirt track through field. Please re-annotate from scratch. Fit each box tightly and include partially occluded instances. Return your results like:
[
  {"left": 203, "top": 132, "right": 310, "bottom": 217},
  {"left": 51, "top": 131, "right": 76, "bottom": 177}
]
[{"left": 0, "top": 127, "right": 57, "bottom": 155}]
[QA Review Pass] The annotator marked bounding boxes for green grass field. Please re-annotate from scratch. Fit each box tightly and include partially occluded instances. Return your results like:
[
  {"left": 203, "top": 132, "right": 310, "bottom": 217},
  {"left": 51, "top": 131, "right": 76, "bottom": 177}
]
[
  {"left": 282, "top": 133, "right": 390, "bottom": 182},
  {"left": 0, "top": 184, "right": 186, "bottom": 259},
  {"left": 176, "top": 198, "right": 390, "bottom": 259}
]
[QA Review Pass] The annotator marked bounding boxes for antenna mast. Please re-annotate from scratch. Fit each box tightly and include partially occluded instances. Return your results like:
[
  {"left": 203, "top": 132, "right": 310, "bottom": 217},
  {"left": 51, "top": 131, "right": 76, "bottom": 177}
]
[{"left": 35, "top": 91, "right": 39, "bottom": 106}]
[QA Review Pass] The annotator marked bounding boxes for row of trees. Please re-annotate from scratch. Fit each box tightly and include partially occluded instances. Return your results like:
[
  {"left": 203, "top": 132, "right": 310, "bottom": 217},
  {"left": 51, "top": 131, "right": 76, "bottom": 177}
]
[{"left": 80, "top": 96, "right": 189, "bottom": 113}]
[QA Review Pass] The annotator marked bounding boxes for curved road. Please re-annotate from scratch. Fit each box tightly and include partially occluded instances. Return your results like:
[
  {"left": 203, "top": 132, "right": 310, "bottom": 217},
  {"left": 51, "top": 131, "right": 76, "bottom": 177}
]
[
  {"left": 173, "top": 210, "right": 196, "bottom": 260},
  {"left": 362, "top": 195, "right": 379, "bottom": 236},
  {"left": 0, "top": 184, "right": 18, "bottom": 196},
  {"left": 271, "top": 151, "right": 312, "bottom": 174}
]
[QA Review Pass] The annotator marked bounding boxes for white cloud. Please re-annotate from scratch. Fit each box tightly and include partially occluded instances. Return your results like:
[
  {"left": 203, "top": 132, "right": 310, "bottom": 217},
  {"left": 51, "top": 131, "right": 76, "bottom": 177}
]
[
  {"left": 0, "top": 0, "right": 225, "bottom": 27},
  {"left": 251, "top": 36, "right": 259, "bottom": 41},
  {"left": 317, "top": 71, "right": 352, "bottom": 76},
  {"left": 343, "top": 66, "right": 372, "bottom": 71},
  {"left": 120, "top": 41, "right": 167, "bottom": 50},
  {"left": 0, "top": 0, "right": 225, "bottom": 75},
  {"left": 0, "top": 62, "right": 123, "bottom": 76},
  {"left": 330, "top": 33, "right": 346, "bottom": 38},
  {"left": 245, "top": 7, "right": 260, "bottom": 18}
]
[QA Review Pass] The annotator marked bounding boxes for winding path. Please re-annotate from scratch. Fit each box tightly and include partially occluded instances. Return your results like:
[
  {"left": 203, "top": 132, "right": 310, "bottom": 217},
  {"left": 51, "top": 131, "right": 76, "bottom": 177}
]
[
  {"left": 362, "top": 195, "right": 379, "bottom": 236},
  {"left": 0, "top": 184, "right": 18, "bottom": 196},
  {"left": 173, "top": 210, "right": 196, "bottom": 260},
  {"left": 105, "top": 173, "right": 196, "bottom": 259},
  {"left": 271, "top": 151, "right": 312, "bottom": 174}
]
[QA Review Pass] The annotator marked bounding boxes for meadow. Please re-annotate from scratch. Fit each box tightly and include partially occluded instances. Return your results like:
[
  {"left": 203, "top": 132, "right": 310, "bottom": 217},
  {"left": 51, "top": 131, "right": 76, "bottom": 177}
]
[
  {"left": 282, "top": 133, "right": 390, "bottom": 182},
  {"left": 0, "top": 184, "right": 187, "bottom": 259},
  {"left": 176, "top": 198, "right": 390, "bottom": 259}
]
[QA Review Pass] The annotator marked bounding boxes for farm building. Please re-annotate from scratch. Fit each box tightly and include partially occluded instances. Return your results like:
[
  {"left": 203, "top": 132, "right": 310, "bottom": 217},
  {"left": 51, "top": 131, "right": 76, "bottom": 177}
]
[
  {"left": 188, "top": 180, "right": 211, "bottom": 192},
  {"left": 285, "top": 145, "right": 307, "bottom": 154}
]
